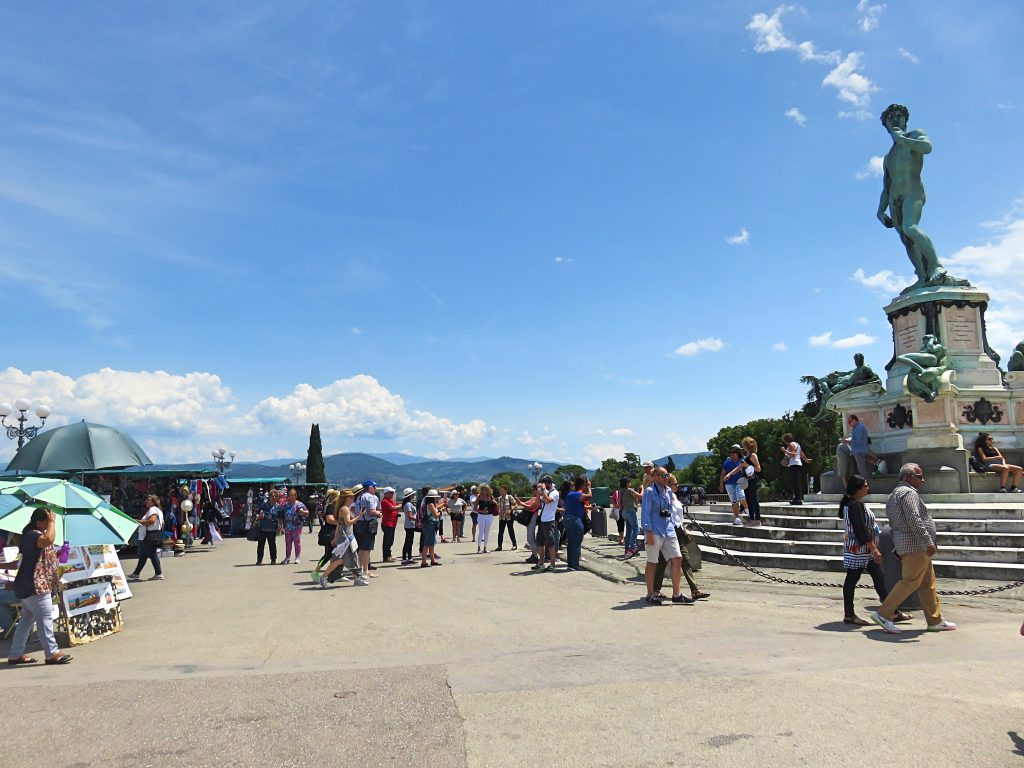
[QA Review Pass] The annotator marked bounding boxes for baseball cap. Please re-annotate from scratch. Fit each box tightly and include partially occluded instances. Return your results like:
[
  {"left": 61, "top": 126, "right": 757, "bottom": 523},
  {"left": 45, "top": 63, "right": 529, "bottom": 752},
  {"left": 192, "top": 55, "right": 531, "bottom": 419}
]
[{"left": 362, "top": 480, "right": 377, "bottom": 488}]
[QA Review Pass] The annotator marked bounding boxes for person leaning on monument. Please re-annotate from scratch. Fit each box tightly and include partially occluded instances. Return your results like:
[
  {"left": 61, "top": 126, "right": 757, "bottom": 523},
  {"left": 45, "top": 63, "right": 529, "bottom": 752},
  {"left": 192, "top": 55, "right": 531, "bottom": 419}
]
[
  {"left": 973, "top": 432, "right": 1023, "bottom": 493},
  {"left": 868, "top": 463, "right": 957, "bottom": 635},
  {"left": 841, "top": 415, "right": 877, "bottom": 479}
]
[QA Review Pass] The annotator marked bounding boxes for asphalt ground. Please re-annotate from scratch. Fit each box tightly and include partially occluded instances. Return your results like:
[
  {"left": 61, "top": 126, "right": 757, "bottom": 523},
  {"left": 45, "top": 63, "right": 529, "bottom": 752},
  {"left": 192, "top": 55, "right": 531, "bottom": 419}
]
[{"left": 2, "top": 528, "right": 1023, "bottom": 768}]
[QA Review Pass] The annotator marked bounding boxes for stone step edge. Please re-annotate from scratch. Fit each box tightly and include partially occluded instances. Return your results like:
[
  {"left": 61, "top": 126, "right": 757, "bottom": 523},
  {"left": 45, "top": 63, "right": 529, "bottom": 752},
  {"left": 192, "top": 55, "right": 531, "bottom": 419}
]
[
  {"left": 695, "top": 546, "right": 1024, "bottom": 570},
  {"left": 691, "top": 534, "right": 1022, "bottom": 556}
]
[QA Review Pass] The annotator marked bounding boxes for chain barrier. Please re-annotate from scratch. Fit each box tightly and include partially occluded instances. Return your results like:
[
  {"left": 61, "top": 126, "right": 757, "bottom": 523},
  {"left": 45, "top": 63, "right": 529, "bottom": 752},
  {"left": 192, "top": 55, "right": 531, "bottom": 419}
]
[{"left": 682, "top": 508, "right": 1024, "bottom": 597}]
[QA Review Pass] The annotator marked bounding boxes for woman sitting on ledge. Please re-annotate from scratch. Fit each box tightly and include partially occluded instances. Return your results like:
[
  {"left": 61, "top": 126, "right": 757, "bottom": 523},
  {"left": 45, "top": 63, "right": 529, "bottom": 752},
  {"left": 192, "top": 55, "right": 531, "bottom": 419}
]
[{"left": 974, "top": 432, "right": 1023, "bottom": 493}]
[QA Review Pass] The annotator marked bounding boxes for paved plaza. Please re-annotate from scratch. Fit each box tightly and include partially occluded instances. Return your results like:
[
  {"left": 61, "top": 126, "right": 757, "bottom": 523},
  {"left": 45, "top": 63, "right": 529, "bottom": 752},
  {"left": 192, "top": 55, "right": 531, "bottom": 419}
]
[{"left": 2, "top": 532, "right": 1023, "bottom": 768}]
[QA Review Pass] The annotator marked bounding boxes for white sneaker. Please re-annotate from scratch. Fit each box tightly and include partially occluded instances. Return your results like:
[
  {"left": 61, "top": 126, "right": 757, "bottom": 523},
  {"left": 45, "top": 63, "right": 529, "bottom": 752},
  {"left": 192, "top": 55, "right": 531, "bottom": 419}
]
[
  {"left": 868, "top": 611, "right": 902, "bottom": 634},
  {"left": 293, "top": 558, "right": 301, "bottom": 564},
  {"left": 149, "top": 574, "right": 165, "bottom": 581},
  {"left": 926, "top": 619, "right": 957, "bottom": 632},
  {"left": 282, "top": 558, "right": 291, "bottom": 564},
  {"left": 732, "top": 518, "right": 743, "bottom": 526},
  {"left": 355, "top": 577, "right": 369, "bottom": 586}
]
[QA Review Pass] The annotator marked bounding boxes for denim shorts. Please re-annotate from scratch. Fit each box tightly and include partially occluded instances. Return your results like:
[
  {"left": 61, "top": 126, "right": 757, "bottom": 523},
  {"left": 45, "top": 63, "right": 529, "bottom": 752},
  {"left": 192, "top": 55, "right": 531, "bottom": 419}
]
[{"left": 725, "top": 484, "right": 746, "bottom": 504}]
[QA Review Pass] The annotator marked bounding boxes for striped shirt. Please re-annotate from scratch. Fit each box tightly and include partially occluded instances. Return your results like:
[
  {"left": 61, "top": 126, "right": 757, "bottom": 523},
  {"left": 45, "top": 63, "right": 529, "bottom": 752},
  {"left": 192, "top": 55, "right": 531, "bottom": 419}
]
[
  {"left": 842, "top": 502, "right": 878, "bottom": 570},
  {"left": 354, "top": 492, "right": 380, "bottom": 521},
  {"left": 884, "top": 482, "right": 937, "bottom": 556}
]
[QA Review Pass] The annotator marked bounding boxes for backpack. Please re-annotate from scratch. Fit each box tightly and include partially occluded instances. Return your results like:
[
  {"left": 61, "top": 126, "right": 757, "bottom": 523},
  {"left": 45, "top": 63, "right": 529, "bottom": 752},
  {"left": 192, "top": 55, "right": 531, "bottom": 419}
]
[{"left": 969, "top": 454, "right": 989, "bottom": 474}]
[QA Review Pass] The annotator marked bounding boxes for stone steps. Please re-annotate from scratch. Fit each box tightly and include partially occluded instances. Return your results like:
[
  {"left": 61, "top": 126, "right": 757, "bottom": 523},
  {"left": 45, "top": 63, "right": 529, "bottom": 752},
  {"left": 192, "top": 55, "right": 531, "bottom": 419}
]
[
  {"left": 690, "top": 532, "right": 1024, "bottom": 564},
  {"left": 686, "top": 500, "right": 1024, "bottom": 581},
  {"left": 692, "top": 519, "right": 1024, "bottom": 548},
  {"left": 694, "top": 546, "right": 1024, "bottom": 581}
]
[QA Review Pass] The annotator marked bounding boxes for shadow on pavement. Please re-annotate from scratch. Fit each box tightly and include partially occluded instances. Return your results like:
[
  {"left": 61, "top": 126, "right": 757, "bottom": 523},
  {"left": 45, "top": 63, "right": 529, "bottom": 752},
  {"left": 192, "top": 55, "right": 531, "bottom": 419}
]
[
  {"left": 611, "top": 600, "right": 652, "bottom": 611},
  {"left": 863, "top": 629, "right": 926, "bottom": 642},
  {"left": 1007, "top": 731, "right": 1024, "bottom": 756},
  {"left": 814, "top": 621, "right": 864, "bottom": 632}
]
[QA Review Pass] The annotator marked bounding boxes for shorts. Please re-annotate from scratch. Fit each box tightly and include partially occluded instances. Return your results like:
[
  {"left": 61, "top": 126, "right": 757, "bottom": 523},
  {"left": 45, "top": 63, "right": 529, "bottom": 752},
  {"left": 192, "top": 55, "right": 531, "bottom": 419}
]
[
  {"left": 986, "top": 461, "right": 1004, "bottom": 469},
  {"left": 725, "top": 484, "right": 746, "bottom": 505},
  {"left": 538, "top": 520, "right": 557, "bottom": 548},
  {"left": 646, "top": 532, "right": 682, "bottom": 564},
  {"left": 353, "top": 520, "right": 376, "bottom": 552}
]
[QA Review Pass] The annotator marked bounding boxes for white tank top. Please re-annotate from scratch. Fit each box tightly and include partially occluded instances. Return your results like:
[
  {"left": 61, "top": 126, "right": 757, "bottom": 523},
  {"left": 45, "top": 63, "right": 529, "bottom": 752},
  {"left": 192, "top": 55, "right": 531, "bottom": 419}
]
[{"left": 789, "top": 442, "right": 803, "bottom": 466}]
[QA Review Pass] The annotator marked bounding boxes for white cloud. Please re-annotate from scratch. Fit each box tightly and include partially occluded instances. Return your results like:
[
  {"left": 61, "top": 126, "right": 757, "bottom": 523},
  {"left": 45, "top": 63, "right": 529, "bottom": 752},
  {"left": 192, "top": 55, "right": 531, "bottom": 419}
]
[
  {"left": 254, "top": 375, "right": 493, "bottom": 451},
  {"left": 851, "top": 267, "right": 910, "bottom": 294},
  {"left": 807, "top": 332, "right": 876, "bottom": 349},
  {"left": 856, "top": 0, "right": 885, "bottom": 32},
  {"left": 610, "top": 427, "right": 634, "bottom": 437},
  {"left": 0, "top": 367, "right": 248, "bottom": 439},
  {"left": 554, "top": 256, "right": 573, "bottom": 264},
  {"left": 516, "top": 430, "right": 557, "bottom": 449},
  {"left": 726, "top": 227, "right": 750, "bottom": 245},
  {"left": 673, "top": 337, "right": 725, "bottom": 356},
  {"left": 946, "top": 207, "right": 1024, "bottom": 352},
  {"left": 351, "top": 327, "right": 363, "bottom": 334},
  {"left": 854, "top": 155, "right": 884, "bottom": 180},
  {"left": 822, "top": 52, "right": 878, "bottom": 107},
  {"left": 856, "top": 316, "right": 869, "bottom": 325},
  {"left": 832, "top": 332, "right": 876, "bottom": 349},
  {"left": 838, "top": 109, "right": 873, "bottom": 120},
  {"left": 898, "top": 47, "right": 920, "bottom": 65},
  {"left": 747, "top": 6, "right": 798, "bottom": 53},
  {"left": 772, "top": 342, "right": 788, "bottom": 352},
  {"left": 579, "top": 442, "right": 628, "bottom": 469},
  {"left": 784, "top": 107, "right": 807, "bottom": 126},
  {"left": 664, "top": 432, "right": 707, "bottom": 454}
]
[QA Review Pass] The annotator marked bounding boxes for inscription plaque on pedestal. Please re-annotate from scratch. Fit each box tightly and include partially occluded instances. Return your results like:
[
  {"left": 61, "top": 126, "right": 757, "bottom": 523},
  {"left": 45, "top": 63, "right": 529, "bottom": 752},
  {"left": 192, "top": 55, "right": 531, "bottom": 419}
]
[
  {"left": 943, "top": 307, "right": 980, "bottom": 351},
  {"left": 894, "top": 311, "right": 922, "bottom": 356}
]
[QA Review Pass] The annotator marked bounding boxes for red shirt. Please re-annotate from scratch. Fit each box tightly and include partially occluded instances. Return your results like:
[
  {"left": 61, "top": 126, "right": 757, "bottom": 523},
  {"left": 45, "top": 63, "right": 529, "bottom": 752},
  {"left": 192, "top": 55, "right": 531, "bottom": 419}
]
[{"left": 381, "top": 497, "right": 400, "bottom": 527}]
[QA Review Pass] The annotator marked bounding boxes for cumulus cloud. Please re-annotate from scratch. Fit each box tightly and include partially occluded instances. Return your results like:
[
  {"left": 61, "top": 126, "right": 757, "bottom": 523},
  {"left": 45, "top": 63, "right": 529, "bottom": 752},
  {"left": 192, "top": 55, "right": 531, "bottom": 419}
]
[
  {"left": 748, "top": 6, "right": 877, "bottom": 108},
  {"left": 823, "top": 52, "right": 878, "bottom": 107},
  {"left": 554, "top": 256, "right": 573, "bottom": 264},
  {"left": 610, "top": 427, "right": 634, "bottom": 437},
  {"left": 0, "top": 367, "right": 248, "bottom": 438},
  {"left": 673, "top": 337, "right": 725, "bottom": 356},
  {"left": 785, "top": 107, "right": 807, "bottom": 126},
  {"left": 772, "top": 342, "right": 788, "bottom": 352},
  {"left": 808, "top": 332, "right": 876, "bottom": 349},
  {"left": 254, "top": 375, "right": 492, "bottom": 451},
  {"left": 856, "top": 0, "right": 885, "bottom": 32},
  {"left": 854, "top": 155, "right": 884, "bottom": 180},
  {"left": 578, "top": 442, "right": 628, "bottom": 469},
  {"left": 726, "top": 228, "right": 750, "bottom": 245},
  {"left": 898, "top": 47, "right": 920, "bottom": 64},
  {"left": 946, "top": 204, "right": 1024, "bottom": 352},
  {"left": 839, "top": 109, "right": 873, "bottom": 120},
  {"left": 851, "top": 267, "right": 910, "bottom": 294}
]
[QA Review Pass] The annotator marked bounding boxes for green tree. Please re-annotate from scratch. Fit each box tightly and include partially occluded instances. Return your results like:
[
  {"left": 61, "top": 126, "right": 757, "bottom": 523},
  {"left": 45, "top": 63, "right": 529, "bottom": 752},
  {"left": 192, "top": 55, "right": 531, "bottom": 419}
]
[
  {"left": 553, "top": 464, "right": 588, "bottom": 485},
  {"left": 490, "top": 471, "right": 531, "bottom": 497},
  {"left": 305, "top": 423, "right": 327, "bottom": 484},
  {"left": 591, "top": 454, "right": 644, "bottom": 491}
]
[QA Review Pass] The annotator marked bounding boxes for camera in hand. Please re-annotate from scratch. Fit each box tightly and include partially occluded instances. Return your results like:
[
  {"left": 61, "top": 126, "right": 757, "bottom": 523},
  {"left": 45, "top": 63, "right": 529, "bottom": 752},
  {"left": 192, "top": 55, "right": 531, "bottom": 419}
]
[{"left": 659, "top": 508, "right": 671, "bottom": 518}]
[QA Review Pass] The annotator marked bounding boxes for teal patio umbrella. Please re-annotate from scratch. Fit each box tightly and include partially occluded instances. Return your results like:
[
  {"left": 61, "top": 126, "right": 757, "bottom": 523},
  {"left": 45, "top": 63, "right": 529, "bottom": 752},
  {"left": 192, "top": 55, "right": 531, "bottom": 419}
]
[
  {"left": 0, "top": 479, "right": 139, "bottom": 546},
  {"left": 6, "top": 421, "right": 152, "bottom": 474}
]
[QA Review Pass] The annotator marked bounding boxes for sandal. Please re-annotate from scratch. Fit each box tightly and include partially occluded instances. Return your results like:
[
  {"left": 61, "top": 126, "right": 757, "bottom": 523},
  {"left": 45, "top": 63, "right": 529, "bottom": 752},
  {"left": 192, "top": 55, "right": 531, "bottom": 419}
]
[
  {"left": 44, "top": 654, "right": 73, "bottom": 665},
  {"left": 893, "top": 611, "right": 913, "bottom": 623},
  {"left": 690, "top": 590, "right": 710, "bottom": 600},
  {"left": 7, "top": 656, "right": 37, "bottom": 666},
  {"left": 843, "top": 615, "right": 871, "bottom": 626}
]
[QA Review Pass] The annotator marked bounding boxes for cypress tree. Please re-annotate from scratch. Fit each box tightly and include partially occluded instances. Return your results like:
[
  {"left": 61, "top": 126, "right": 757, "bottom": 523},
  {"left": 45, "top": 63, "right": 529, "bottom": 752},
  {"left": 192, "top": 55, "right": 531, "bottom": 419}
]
[{"left": 305, "top": 423, "right": 327, "bottom": 483}]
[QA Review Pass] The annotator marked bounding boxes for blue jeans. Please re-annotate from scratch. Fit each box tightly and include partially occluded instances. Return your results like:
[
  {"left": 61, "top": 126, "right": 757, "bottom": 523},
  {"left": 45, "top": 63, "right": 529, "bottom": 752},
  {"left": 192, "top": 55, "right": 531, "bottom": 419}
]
[
  {"left": 565, "top": 516, "right": 585, "bottom": 569},
  {"left": 622, "top": 509, "right": 639, "bottom": 553},
  {"left": 11, "top": 592, "right": 59, "bottom": 658}
]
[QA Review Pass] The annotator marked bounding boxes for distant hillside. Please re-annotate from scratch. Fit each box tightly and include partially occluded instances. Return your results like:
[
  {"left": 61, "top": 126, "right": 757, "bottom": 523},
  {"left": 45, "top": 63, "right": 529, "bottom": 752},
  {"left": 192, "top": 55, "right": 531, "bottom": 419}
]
[{"left": 652, "top": 452, "right": 708, "bottom": 468}]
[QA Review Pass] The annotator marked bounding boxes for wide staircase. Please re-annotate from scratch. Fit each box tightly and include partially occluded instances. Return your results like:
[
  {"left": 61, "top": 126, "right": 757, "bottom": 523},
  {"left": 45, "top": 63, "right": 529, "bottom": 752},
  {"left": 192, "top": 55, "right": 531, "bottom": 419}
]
[{"left": 688, "top": 493, "right": 1024, "bottom": 581}]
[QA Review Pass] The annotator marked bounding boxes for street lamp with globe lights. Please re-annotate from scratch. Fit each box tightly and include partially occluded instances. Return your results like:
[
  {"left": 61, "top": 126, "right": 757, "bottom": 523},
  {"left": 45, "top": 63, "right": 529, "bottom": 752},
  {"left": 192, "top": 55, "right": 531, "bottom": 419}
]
[
  {"left": 527, "top": 461, "right": 543, "bottom": 485},
  {"left": 0, "top": 398, "right": 52, "bottom": 450},
  {"left": 289, "top": 462, "right": 306, "bottom": 485},
  {"left": 212, "top": 448, "right": 235, "bottom": 474}
]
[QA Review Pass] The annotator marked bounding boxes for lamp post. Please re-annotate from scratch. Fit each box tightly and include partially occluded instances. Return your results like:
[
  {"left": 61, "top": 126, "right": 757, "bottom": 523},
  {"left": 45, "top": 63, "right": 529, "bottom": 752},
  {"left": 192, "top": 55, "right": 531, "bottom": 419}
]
[
  {"left": 527, "top": 461, "right": 543, "bottom": 485},
  {"left": 0, "top": 398, "right": 52, "bottom": 450},
  {"left": 289, "top": 462, "right": 306, "bottom": 485},
  {"left": 212, "top": 448, "right": 235, "bottom": 474}
]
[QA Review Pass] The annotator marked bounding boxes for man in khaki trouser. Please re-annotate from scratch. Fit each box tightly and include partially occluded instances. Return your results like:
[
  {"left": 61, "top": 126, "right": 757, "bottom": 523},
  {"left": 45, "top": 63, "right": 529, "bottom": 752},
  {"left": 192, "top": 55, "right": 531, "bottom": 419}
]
[{"left": 869, "top": 463, "right": 957, "bottom": 634}]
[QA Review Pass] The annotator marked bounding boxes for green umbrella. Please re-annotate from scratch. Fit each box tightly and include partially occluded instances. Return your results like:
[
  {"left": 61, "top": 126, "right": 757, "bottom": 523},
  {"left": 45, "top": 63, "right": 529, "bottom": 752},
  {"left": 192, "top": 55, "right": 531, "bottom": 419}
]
[
  {"left": 6, "top": 420, "right": 153, "bottom": 474},
  {"left": 0, "top": 479, "right": 139, "bottom": 546}
]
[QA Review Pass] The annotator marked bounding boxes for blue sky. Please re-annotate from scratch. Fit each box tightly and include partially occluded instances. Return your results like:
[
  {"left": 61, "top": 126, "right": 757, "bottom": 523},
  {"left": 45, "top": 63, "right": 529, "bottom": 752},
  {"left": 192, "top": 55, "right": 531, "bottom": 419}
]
[{"left": 1, "top": 1, "right": 1023, "bottom": 468}]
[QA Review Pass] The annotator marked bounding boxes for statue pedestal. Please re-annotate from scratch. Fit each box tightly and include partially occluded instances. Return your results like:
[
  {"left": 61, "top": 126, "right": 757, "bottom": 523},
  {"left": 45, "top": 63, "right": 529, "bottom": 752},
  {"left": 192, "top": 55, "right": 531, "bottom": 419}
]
[{"left": 823, "top": 285, "right": 1021, "bottom": 492}]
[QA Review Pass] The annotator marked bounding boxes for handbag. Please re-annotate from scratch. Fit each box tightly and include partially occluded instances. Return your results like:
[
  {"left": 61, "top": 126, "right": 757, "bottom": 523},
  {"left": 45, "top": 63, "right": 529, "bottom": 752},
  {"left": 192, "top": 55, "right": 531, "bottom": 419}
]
[
  {"left": 33, "top": 546, "right": 59, "bottom": 596},
  {"left": 608, "top": 507, "right": 620, "bottom": 521},
  {"left": 780, "top": 456, "right": 790, "bottom": 467},
  {"left": 246, "top": 527, "right": 261, "bottom": 542},
  {"left": 367, "top": 519, "right": 379, "bottom": 536},
  {"left": 514, "top": 508, "right": 533, "bottom": 526},
  {"left": 318, "top": 526, "right": 335, "bottom": 546},
  {"left": 737, "top": 476, "right": 749, "bottom": 490}
]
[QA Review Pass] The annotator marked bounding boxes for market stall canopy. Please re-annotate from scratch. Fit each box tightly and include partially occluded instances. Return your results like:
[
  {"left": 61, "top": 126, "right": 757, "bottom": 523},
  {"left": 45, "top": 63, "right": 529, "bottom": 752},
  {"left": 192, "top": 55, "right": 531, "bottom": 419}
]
[
  {"left": 223, "top": 477, "right": 287, "bottom": 484},
  {"left": 6, "top": 421, "right": 153, "bottom": 474}
]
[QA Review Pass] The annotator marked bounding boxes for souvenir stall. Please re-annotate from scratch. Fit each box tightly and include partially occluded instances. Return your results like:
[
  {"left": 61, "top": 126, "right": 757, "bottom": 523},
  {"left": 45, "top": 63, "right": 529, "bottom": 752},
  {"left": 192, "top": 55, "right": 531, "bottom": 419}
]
[{"left": 219, "top": 478, "right": 287, "bottom": 531}]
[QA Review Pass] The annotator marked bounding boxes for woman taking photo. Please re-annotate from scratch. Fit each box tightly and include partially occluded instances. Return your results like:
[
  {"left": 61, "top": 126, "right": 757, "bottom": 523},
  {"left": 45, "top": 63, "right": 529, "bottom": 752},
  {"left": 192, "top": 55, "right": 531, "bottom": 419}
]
[
  {"left": 839, "top": 475, "right": 911, "bottom": 626},
  {"left": 781, "top": 432, "right": 807, "bottom": 506},
  {"left": 255, "top": 489, "right": 283, "bottom": 565},
  {"left": 618, "top": 477, "right": 642, "bottom": 557},
  {"left": 974, "top": 432, "right": 1023, "bottom": 492},
  {"left": 420, "top": 489, "right": 442, "bottom": 567},
  {"left": 7, "top": 508, "right": 71, "bottom": 666},
  {"left": 474, "top": 484, "right": 498, "bottom": 553},
  {"left": 129, "top": 494, "right": 165, "bottom": 581},
  {"left": 741, "top": 437, "right": 762, "bottom": 525},
  {"left": 316, "top": 487, "right": 366, "bottom": 587},
  {"left": 316, "top": 489, "right": 341, "bottom": 571}
]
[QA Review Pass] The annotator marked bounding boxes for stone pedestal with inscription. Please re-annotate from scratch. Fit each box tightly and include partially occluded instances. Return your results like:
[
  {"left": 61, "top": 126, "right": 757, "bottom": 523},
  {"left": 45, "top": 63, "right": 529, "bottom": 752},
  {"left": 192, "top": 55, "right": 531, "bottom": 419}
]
[{"left": 822, "top": 285, "right": 1023, "bottom": 493}]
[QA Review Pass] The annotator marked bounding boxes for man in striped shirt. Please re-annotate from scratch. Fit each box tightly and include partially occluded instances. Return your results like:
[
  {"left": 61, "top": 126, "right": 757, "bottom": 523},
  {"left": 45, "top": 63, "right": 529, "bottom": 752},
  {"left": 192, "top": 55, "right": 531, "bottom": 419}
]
[{"left": 869, "top": 463, "right": 956, "bottom": 634}]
